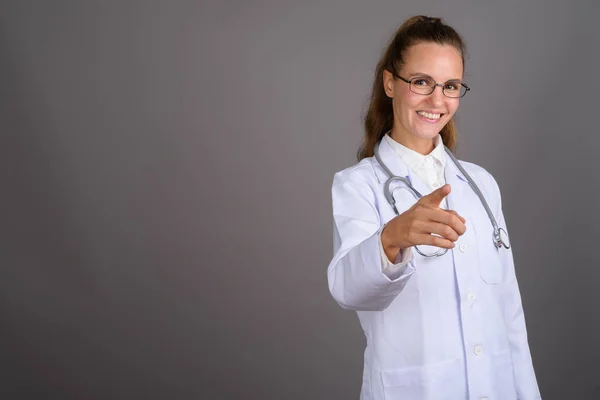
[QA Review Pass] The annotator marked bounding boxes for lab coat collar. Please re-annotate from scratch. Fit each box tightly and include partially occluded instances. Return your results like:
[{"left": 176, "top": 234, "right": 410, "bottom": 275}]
[{"left": 384, "top": 134, "right": 447, "bottom": 171}]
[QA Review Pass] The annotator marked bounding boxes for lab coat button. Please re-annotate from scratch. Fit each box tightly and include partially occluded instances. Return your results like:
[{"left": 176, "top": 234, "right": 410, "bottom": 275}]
[
  {"left": 481, "top": 398, "right": 489, "bottom": 400},
  {"left": 432, "top": 182, "right": 440, "bottom": 189},
  {"left": 474, "top": 345, "right": 483, "bottom": 356},
  {"left": 468, "top": 293, "right": 475, "bottom": 301},
  {"left": 459, "top": 244, "right": 468, "bottom": 252}
]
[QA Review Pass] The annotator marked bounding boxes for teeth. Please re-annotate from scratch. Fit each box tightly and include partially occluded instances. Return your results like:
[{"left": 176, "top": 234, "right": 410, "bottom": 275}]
[{"left": 417, "top": 111, "right": 441, "bottom": 119}]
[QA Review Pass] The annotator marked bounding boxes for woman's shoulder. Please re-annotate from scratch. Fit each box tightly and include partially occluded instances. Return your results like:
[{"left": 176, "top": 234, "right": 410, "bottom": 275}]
[
  {"left": 455, "top": 158, "right": 502, "bottom": 207},
  {"left": 331, "top": 157, "right": 379, "bottom": 187},
  {"left": 457, "top": 159, "right": 492, "bottom": 179}
]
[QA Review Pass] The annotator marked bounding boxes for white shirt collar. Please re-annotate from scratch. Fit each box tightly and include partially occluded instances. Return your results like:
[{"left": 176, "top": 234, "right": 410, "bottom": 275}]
[{"left": 383, "top": 133, "right": 446, "bottom": 171}]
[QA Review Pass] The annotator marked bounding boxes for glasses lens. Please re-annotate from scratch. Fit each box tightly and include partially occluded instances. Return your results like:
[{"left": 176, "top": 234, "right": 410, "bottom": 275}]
[
  {"left": 410, "top": 77, "right": 435, "bottom": 95},
  {"left": 443, "top": 82, "right": 468, "bottom": 98}
]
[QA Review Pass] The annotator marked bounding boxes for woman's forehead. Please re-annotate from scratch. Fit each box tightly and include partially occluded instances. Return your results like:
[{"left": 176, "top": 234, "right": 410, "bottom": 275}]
[{"left": 401, "top": 42, "right": 463, "bottom": 79}]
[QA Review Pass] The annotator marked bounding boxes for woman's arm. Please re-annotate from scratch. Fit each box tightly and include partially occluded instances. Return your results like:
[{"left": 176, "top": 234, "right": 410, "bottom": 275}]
[{"left": 327, "top": 174, "right": 416, "bottom": 311}]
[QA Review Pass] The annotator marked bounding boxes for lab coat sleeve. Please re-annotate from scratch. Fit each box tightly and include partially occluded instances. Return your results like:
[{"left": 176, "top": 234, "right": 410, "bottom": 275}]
[
  {"left": 489, "top": 174, "right": 542, "bottom": 399},
  {"left": 327, "top": 174, "right": 416, "bottom": 311}
]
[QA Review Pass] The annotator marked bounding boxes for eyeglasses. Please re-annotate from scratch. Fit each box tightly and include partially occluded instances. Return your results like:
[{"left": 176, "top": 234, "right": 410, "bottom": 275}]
[{"left": 393, "top": 73, "right": 470, "bottom": 98}]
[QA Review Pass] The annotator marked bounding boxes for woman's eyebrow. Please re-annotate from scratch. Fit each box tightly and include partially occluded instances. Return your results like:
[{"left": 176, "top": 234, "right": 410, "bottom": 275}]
[
  {"left": 410, "top": 72, "right": 462, "bottom": 82},
  {"left": 409, "top": 72, "right": 432, "bottom": 78}
]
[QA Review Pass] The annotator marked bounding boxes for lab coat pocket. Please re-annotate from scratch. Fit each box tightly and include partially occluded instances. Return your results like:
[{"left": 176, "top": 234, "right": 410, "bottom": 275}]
[
  {"left": 491, "top": 350, "right": 518, "bottom": 399},
  {"left": 471, "top": 217, "right": 503, "bottom": 284},
  {"left": 381, "top": 358, "right": 462, "bottom": 400}
]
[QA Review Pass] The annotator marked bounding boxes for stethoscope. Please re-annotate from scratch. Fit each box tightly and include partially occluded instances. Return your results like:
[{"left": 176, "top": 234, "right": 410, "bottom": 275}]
[{"left": 374, "top": 140, "right": 510, "bottom": 257}]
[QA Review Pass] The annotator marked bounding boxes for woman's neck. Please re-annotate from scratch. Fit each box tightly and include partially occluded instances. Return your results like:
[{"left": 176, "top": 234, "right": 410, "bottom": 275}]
[{"left": 389, "top": 131, "right": 436, "bottom": 155}]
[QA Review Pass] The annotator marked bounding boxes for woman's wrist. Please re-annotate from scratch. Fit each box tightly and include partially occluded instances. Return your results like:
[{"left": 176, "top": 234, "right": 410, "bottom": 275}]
[{"left": 381, "top": 223, "right": 402, "bottom": 260}]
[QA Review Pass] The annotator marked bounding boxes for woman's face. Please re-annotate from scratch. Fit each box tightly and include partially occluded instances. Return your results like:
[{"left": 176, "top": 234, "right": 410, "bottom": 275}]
[{"left": 383, "top": 42, "right": 463, "bottom": 152}]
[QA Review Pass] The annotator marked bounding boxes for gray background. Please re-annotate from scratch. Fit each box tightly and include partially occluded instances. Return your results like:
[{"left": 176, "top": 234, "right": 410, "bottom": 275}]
[{"left": 2, "top": 0, "right": 599, "bottom": 399}]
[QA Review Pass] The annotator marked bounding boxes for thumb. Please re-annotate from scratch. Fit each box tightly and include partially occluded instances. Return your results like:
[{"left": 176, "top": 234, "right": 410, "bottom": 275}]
[{"left": 419, "top": 184, "right": 451, "bottom": 207}]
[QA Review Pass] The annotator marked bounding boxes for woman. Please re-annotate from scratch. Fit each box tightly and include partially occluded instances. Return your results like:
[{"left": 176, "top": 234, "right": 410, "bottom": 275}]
[{"left": 327, "top": 16, "right": 541, "bottom": 400}]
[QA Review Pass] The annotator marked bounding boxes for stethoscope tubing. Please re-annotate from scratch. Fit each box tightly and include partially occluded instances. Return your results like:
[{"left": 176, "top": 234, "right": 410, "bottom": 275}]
[{"left": 374, "top": 140, "right": 510, "bottom": 253}]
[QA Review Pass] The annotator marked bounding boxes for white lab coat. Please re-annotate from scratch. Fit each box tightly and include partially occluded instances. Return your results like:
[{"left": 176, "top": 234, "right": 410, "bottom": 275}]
[{"left": 327, "top": 138, "right": 541, "bottom": 400}]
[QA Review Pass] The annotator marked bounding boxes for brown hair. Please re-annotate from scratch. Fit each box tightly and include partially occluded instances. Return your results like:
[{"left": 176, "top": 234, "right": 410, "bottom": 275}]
[{"left": 357, "top": 16, "right": 467, "bottom": 160}]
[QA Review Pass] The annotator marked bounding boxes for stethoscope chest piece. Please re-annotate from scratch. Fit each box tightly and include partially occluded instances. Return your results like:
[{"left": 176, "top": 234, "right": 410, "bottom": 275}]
[{"left": 494, "top": 227, "right": 510, "bottom": 249}]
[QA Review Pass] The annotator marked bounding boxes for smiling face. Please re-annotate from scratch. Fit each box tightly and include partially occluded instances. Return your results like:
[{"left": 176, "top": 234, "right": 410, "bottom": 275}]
[{"left": 383, "top": 42, "right": 464, "bottom": 154}]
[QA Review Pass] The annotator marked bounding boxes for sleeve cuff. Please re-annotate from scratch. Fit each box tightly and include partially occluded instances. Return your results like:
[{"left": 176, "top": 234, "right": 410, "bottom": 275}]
[{"left": 378, "top": 227, "right": 414, "bottom": 281}]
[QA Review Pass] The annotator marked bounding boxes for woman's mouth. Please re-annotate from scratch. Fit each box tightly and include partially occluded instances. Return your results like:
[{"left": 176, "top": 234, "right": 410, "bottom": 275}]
[{"left": 417, "top": 111, "right": 444, "bottom": 123}]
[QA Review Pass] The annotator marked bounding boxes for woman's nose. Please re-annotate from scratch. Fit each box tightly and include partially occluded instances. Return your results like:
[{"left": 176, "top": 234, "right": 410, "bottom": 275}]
[{"left": 427, "top": 85, "right": 445, "bottom": 105}]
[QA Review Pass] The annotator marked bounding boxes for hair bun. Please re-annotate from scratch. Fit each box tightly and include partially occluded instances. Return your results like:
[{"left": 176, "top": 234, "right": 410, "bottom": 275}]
[{"left": 420, "top": 16, "right": 442, "bottom": 24}]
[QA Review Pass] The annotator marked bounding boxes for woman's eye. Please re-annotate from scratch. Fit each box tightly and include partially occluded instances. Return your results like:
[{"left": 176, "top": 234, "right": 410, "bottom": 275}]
[
  {"left": 413, "top": 79, "right": 430, "bottom": 86},
  {"left": 445, "top": 82, "right": 460, "bottom": 91}
]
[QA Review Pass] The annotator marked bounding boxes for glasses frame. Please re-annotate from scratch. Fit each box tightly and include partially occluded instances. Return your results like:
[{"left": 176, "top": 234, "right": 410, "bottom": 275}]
[{"left": 393, "top": 72, "right": 471, "bottom": 98}]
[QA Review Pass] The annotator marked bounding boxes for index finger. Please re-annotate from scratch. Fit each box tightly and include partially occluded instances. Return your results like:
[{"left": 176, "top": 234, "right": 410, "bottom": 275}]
[{"left": 418, "top": 184, "right": 451, "bottom": 208}]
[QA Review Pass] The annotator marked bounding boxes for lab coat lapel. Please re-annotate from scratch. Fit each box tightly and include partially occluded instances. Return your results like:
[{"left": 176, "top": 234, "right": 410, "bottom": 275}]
[
  {"left": 374, "top": 138, "right": 409, "bottom": 183},
  {"left": 374, "top": 138, "right": 432, "bottom": 199},
  {"left": 374, "top": 139, "right": 433, "bottom": 220},
  {"left": 405, "top": 168, "right": 432, "bottom": 200},
  {"left": 443, "top": 149, "right": 472, "bottom": 218}
]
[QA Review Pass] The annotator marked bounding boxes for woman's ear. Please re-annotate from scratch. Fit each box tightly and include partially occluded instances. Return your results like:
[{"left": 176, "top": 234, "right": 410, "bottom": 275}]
[{"left": 382, "top": 70, "right": 395, "bottom": 98}]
